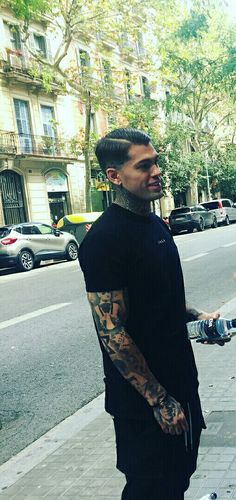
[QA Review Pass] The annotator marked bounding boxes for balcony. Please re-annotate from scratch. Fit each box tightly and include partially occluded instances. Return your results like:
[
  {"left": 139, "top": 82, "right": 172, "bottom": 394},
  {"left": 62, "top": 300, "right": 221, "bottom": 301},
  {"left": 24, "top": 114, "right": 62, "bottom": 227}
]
[
  {"left": 1, "top": 48, "right": 59, "bottom": 92},
  {"left": 17, "top": 134, "right": 78, "bottom": 160},
  {"left": 0, "top": 131, "right": 17, "bottom": 156},
  {"left": 0, "top": 131, "right": 77, "bottom": 160}
]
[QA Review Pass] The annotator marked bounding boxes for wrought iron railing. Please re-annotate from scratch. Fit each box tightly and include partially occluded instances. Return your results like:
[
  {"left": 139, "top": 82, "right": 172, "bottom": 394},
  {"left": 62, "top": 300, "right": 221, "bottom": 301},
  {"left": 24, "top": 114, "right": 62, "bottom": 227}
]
[
  {"left": 0, "top": 131, "right": 77, "bottom": 159},
  {"left": 16, "top": 133, "right": 76, "bottom": 158},
  {"left": 0, "top": 131, "right": 17, "bottom": 155}
]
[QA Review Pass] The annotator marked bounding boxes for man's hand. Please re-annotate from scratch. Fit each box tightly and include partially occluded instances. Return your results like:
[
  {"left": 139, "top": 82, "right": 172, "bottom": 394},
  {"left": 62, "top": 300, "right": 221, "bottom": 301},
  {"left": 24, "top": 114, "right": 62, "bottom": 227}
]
[
  {"left": 153, "top": 394, "right": 189, "bottom": 435},
  {"left": 197, "top": 310, "right": 220, "bottom": 320},
  {"left": 196, "top": 310, "right": 230, "bottom": 346}
]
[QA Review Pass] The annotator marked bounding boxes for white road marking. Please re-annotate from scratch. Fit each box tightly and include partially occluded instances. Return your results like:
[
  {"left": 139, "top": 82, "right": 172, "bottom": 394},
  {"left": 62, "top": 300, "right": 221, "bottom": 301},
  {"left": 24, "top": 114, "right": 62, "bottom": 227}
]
[
  {"left": 183, "top": 252, "right": 208, "bottom": 262},
  {"left": 0, "top": 261, "right": 78, "bottom": 283},
  {"left": 0, "top": 303, "right": 71, "bottom": 331},
  {"left": 222, "top": 241, "right": 236, "bottom": 248}
]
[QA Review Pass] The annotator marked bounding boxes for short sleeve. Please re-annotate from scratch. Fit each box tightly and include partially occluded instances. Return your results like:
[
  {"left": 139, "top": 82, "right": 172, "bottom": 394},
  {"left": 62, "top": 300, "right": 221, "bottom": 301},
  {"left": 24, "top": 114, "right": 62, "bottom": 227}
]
[{"left": 78, "top": 230, "right": 128, "bottom": 292}]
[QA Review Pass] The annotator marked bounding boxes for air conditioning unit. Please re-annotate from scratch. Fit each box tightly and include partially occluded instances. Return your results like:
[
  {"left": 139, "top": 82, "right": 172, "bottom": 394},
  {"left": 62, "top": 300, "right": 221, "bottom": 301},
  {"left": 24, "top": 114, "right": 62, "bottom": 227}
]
[{"left": 9, "top": 53, "right": 22, "bottom": 69}]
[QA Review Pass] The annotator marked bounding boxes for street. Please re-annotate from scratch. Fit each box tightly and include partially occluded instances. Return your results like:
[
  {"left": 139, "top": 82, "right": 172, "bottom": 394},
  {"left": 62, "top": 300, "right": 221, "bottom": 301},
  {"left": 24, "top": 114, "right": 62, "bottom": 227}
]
[{"left": 0, "top": 223, "right": 236, "bottom": 465}]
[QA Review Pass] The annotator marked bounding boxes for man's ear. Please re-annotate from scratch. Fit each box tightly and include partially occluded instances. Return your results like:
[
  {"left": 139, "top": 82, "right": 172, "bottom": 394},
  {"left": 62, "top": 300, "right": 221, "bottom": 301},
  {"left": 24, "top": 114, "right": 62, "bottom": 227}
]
[{"left": 106, "top": 167, "right": 122, "bottom": 186}]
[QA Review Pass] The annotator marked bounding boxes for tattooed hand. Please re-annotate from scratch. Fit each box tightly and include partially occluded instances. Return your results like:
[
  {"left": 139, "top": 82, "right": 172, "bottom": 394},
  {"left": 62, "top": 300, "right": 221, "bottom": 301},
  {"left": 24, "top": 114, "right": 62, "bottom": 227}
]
[{"left": 153, "top": 394, "right": 189, "bottom": 435}]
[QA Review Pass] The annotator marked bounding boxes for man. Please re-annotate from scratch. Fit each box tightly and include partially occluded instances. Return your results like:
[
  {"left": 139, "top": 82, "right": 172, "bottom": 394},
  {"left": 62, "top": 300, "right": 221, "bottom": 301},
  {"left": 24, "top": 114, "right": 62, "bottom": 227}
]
[{"left": 78, "top": 128, "right": 219, "bottom": 500}]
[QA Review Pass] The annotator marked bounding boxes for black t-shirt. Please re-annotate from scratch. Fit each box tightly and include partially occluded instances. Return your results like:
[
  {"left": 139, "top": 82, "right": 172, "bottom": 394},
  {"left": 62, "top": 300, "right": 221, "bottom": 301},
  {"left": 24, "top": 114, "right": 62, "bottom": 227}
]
[{"left": 78, "top": 204, "right": 199, "bottom": 419}]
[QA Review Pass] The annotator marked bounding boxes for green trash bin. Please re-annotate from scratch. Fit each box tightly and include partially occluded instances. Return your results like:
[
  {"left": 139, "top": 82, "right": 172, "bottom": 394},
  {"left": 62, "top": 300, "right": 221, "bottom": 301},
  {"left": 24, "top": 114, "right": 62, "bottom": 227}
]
[{"left": 57, "top": 212, "right": 102, "bottom": 245}]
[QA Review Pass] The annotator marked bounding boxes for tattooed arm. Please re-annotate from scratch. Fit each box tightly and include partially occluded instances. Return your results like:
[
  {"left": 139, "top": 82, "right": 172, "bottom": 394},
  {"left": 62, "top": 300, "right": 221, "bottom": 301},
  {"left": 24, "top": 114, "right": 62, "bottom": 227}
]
[{"left": 88, "top": 289, "right": 188, "bottom": 435}]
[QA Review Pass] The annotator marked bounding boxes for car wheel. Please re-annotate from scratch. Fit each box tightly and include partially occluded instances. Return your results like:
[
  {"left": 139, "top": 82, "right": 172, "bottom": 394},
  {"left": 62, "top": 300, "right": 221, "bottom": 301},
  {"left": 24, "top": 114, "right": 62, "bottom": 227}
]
[
  {"left": 211, "top": 217, "right": 218, "bottom": 228},
  {"left": 224, "top": 215, "right": 230, "bottom": 225},
  {"left": 17, "top": 250, "right": 35, "bottom": 272},
  {"left": 66, "top": 242, "right": 78, "bottom": 261},
  {"left": 197, "top": 218, "right": 204, "bottom": 232}
]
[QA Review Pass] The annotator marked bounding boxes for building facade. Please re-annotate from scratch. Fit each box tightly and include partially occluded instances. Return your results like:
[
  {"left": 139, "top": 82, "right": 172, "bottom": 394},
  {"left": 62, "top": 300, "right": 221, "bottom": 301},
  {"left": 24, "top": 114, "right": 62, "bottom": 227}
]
[{"left": 0, "top": 9, "right": 88, "bottom": 226}]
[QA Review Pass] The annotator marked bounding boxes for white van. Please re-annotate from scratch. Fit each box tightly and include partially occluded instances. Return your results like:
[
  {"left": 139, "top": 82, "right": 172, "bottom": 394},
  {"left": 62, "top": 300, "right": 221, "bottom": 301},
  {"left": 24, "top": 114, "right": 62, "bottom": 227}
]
[{"left": 200, "top": 199, "right": 236, "bottom": 225}]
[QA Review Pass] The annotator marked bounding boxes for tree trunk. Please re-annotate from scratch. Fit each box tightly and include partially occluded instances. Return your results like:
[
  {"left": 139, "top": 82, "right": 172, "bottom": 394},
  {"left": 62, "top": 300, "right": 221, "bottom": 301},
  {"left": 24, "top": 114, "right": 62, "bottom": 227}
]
[
  {"left": 186, "top": 177, "right": 198, "bottom": 205},
  {"left": 84, "top": 91, "right": 92, "bottom": 212}
]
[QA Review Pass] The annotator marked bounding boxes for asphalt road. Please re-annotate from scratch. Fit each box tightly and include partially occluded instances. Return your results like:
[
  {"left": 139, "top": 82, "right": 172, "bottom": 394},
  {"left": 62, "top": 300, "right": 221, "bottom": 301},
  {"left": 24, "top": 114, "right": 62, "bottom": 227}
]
[{"left": 0, "top": 223, "right": 236, "bottom": 465}]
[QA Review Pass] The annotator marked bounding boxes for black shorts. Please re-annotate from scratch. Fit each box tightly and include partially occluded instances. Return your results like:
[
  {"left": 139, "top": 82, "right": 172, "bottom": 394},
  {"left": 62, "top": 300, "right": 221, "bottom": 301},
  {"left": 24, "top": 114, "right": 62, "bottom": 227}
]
[{"left": 113, "top": 413, "right": 202, "bottom": 491}]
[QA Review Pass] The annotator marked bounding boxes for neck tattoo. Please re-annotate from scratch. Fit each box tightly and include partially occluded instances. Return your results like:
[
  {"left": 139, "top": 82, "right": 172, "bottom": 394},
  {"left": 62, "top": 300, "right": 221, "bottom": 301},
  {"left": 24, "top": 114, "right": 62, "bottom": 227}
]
[{"left": 114, "top": 187, "right": 151, "bottom": 216}]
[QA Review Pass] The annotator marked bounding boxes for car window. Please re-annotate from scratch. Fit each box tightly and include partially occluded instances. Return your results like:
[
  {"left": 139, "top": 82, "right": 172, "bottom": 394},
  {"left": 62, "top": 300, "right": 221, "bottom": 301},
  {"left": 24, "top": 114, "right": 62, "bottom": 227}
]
[
  {"left": 37, "top": 224, "right": 54, "bottom": 235},
  {"left": 15, "top": 227, "right": 22, "bottom": 234},
  {"left": 0, "top": 227, "right": 11, "bottom": 238},
  {"left": 201, "top": 201, "right": 219, "bottom": 210},
  {"left": 196, "top": 206, "right": 205, "bottom": 212},
  {"left": 222, "top": 199, "right": 231, "bottom": 207},
  {"left": 170, "top": 207, "right": 190, "bottom": 215},
  {"left": 21, "top": 226, "right": 34, "bottom": 235}
]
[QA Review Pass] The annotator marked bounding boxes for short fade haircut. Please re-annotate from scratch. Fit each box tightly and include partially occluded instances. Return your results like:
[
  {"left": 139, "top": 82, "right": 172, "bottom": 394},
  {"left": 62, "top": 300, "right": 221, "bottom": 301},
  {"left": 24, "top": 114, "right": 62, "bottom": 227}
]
[{"left": 95, "top": 128, "right": 150, "bottom": 174}]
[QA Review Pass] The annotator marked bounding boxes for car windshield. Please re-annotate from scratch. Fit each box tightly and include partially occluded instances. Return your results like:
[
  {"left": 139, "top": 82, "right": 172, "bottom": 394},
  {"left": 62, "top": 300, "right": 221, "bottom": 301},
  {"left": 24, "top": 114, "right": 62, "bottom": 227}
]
[
  {"left": 201, "top": 201, "right": 219, "bottom": 210},
  {"left": 0, "top": 227, "right": 11, "bottom": 238},
  {"left": 171, "top": 207, "right": 190, "bottom": 215}
]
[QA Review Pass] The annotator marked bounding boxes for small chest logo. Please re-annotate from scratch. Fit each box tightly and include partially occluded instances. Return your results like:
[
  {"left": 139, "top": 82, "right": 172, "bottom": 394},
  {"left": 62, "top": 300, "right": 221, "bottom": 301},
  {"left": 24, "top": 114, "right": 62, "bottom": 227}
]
[{"left": 157, "top": 239, "right": 166, "bottom": 245}]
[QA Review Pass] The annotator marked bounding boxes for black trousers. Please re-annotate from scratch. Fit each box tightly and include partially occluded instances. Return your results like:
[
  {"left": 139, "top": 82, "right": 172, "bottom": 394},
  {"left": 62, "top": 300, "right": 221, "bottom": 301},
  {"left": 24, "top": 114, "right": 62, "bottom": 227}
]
[
  {"left": 121, "top": 477, "right": 185, "bottom": 500},
  {"left": 113, "top": 416, "right": 201, "bottom": 500}
]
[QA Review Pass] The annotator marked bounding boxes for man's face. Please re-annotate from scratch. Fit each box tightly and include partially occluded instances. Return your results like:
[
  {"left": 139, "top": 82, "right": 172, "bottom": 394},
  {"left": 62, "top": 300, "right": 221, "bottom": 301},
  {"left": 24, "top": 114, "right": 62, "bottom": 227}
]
[{"left": 107, "top": 143, "right": 163, "bottom": 201}]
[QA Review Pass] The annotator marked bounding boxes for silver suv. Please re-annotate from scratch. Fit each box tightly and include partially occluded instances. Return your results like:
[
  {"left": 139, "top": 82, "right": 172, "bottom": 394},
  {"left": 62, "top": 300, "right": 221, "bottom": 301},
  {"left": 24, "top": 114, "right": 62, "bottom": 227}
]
[
  {"left": 0, "top": 222, "right": 79, "bottom": 272},
  {"left": 200, "top": 199, "right": 236, "bottom": 225}
]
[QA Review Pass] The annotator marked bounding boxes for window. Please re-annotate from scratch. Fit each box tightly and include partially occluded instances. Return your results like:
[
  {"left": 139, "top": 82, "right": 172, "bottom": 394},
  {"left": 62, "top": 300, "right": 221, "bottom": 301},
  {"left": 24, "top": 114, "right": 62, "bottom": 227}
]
[
  {"left": 125, "top": 69, "right": 132, "bottom": 100},
  {"left": 41, "top": 106, "right": 55, "bottom": 138},
  {"left": 222, "top": 200, "right": 231, "bottom": 207},
  {"left": 37, "top": 224, "right": 54, "bottom": 234},
  {"left": 195, "top": 206, "right": 205, "bottom": 212},
  {"left": 90, "top": 113, "right": 98, "bottom": 135},
  {"left": 33, "top": 34, "right": 47, "bottom": 58},
  {"left": 102, "top": 59, "right": 113, "bottom": 87},
  {"left": 141, "top": 76, "right": 151, "bottom": 98},
  {"left": 79, "top": 49, "right": 90, "bottom": 77},
  {"left": 14, "top": 99, "right": 33, "bottom": 154},
  {"left": 201, "top": 201, "right": 219, "bottom": 210},
  {"left": 4, "top": 22, "right": 21, "bottom": 50},
  {"left": 0, "top": 228, "right": 10, "bottom": 238},
  {"left": 137, "top": 32, "right": 145, "bottom": 56},
  {"left": 21, "top": 225, "right": 40, "bottom": 235}
]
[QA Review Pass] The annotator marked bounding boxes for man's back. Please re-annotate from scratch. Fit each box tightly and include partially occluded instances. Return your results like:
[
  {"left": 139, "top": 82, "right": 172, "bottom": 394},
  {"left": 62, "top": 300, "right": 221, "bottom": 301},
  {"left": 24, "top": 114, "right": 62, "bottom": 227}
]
[{"left": 79, "top": 204, "right": 199, "bottom": 418}]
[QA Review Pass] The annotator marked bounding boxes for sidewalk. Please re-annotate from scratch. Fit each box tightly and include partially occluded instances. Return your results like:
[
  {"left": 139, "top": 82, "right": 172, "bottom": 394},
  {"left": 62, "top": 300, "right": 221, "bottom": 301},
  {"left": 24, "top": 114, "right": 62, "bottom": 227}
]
[{"left": 1, "top": 297, "right": 236, "bottom": 500}]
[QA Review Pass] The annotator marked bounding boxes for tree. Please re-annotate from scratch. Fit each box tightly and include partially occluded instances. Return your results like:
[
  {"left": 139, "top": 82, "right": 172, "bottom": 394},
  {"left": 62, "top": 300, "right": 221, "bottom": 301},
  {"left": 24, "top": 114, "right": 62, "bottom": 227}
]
[
  {"left": 3, "top": 0, "right": 148, "bottom": 210},
  {"left": 198, "top": 144, "right": 236, "bottom": 200},
  {"left": 152, "top": 0, "right": 236, "bottom": 203}
]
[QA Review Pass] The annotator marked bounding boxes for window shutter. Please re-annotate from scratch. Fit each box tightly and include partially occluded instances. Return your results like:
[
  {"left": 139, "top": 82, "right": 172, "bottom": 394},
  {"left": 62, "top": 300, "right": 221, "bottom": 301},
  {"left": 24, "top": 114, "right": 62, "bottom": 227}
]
[
  {"left": 28, "top": 33, "right": 36, "bottom": 53},
  {"left": 45, "top": 37, "right": 52, "bottom": 62}
]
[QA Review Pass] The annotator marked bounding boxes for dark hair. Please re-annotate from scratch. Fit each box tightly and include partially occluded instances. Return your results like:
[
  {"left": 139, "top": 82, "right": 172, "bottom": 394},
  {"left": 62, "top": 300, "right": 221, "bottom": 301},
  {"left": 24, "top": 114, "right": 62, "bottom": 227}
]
[{"left": 95, "top": 128, "right": 150, "bottom": 174}]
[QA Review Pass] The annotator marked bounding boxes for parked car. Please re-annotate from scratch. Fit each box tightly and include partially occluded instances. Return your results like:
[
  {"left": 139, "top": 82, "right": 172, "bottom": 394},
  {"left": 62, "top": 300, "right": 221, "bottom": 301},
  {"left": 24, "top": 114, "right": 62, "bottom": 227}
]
[
  {"left": 200, "top": 198, "right": 236, "bottom": 225},
  {"left": 0, "top": 222, "right": 79, "bottom": 272},
  {"left": 169, "top": 205, "right": 218, "bottom": 235}
]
